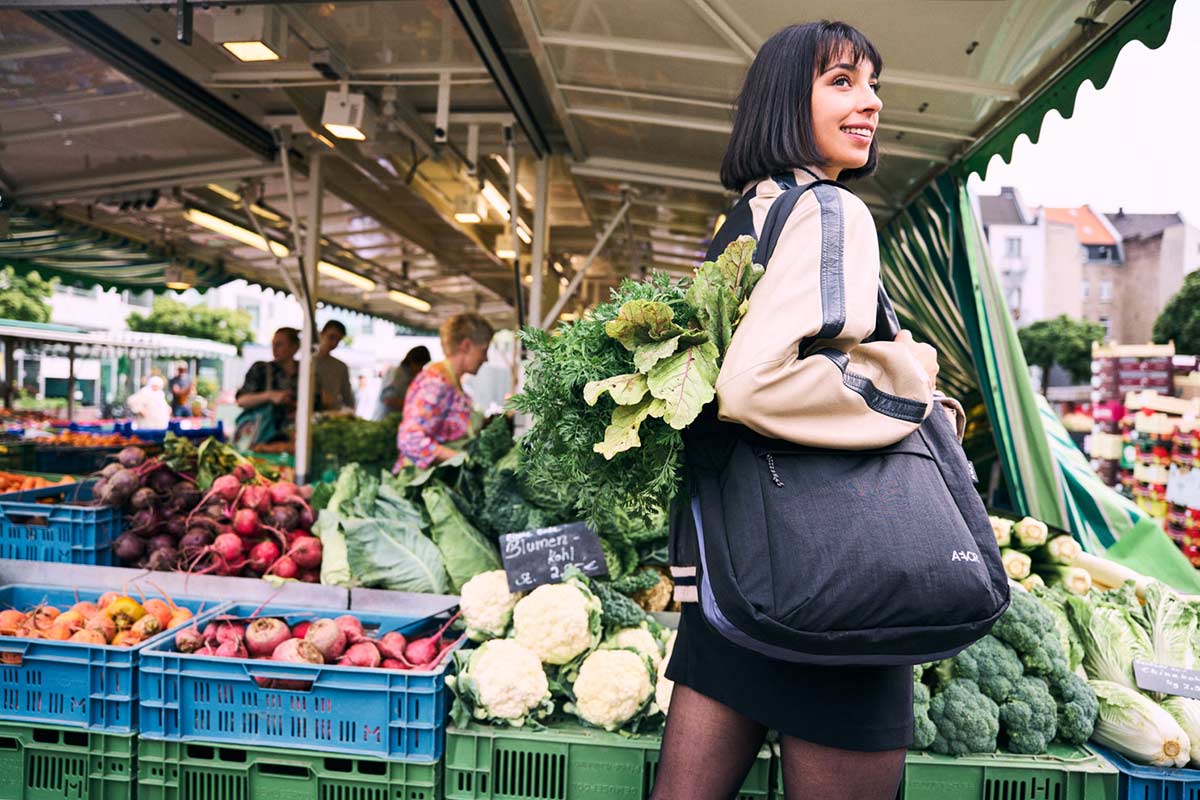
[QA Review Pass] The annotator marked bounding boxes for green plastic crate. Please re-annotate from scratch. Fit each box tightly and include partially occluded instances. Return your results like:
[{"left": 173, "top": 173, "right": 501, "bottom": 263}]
[
  {"left": 136, "top": 738, "right": 440, "bottom": 800},
  {"left": 445, "top": 723, "right": 770, "bottom": 800},
  {"left": 0, "top": 719, "right": 135, "bottom": 800},
  {"left": 774, "top": 743, "right": 1118, "bottom": 800}
]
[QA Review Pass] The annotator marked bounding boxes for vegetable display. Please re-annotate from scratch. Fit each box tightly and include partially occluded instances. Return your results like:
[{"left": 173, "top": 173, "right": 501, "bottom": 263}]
[
  {"left": 174, "top": 611, "right": 463, "bottom": 674},
  {"left": 449, "top": 566, "right": 670, "bottom": 734},
  {"left": 0, "top": 587, "right": 192, "bottom": 646},
  {"left": 0, "top": 472, "right": 73, "bottom": 495}
]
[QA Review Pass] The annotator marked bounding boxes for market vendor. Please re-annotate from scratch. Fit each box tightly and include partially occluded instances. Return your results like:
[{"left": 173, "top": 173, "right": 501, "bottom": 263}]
[
  {"left": 314, "top": 319, "right": 355, "bottom": 412},
  {"left": 236, "top": 326, "right": 300, "bottom": 436},
  {"left": 394, "top": 313, "right": 492, "bottom": 469}
]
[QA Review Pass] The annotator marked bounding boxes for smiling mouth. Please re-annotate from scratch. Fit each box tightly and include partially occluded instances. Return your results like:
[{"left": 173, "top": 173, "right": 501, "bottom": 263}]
[{"left": 841, "top": 126, "right": 873, "bottom": 139}]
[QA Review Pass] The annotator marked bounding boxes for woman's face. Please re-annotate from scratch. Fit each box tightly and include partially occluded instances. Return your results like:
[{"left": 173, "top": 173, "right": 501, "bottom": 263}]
[
  {"left": 272, "top": 332, "right": 299, "bottom": 362},
  {"left": 810, "top": 51, "right": 882, "bottom": 179},
  {"left": 456, "top": 338, "right": 490, "bottom": 376}
]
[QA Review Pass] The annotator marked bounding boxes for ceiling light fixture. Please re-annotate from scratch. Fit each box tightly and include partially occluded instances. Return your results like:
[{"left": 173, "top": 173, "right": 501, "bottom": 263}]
[
  {"left": 454, "top": 194, "right": 486, "bottom": 224},
  {"left": 205, "top": 183, "right": 241, "bottom": 203},
  {"left": 480, "top": 181, "right": 510, "bottom": 221},
  {"left": 317, "top": 261, "right": 376, "bottom": 291},
  {"left": 515, "top": 218, "right": 532, "bottom": 245},
  {"left": 492, "top": 155, "right": 510, "bottom": 175},
  {"left": 164, "top": 264, "right": 196, "bottom": 291},
  {"left": 495, "top": 232, "right": 516, "bottom": 260},
  {"left": 183, "top": 208, "right": 288, "bottom": 257},
  {"left": 211, "top": 7, "right": 288, "bottom": 62},
  {"left": 321, "top": 89, "right": 376, "bottom": 141},
  {"left": 388, "top": 289, "right": 432, "bottom": 313},
  {"left": 516, "top": 183, "right": 533, "bottom": 204}
]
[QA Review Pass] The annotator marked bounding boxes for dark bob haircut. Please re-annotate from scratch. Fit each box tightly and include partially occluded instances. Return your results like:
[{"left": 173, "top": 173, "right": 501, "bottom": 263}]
[
  {"left": 321, "top": 319, "right": 347, "bottom": 336},
  {"left": 720, "top": 21, "right": 882, "bottom": 190}
]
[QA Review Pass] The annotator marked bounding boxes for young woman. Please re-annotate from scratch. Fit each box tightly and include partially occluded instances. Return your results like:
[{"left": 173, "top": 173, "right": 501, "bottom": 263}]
[
  {"left": 235, "top": 327, "right": 301, "bottom": 439},
  {"left": 394, "top": 312, "right": 493, "bottom": 470},
  {"left": 652, "top": 21, "right": 938, "bottom": 800}
]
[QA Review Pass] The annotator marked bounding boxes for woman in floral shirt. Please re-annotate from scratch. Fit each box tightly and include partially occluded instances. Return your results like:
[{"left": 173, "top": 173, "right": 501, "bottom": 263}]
[{"left": 394, "top": 312, "right": 494, "bottom": 470}]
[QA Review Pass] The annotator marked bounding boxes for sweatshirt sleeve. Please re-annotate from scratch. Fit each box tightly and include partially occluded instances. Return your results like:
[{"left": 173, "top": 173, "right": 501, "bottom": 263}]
[{"left": 715, "top": 184, "right": 933, "bottom": 449}]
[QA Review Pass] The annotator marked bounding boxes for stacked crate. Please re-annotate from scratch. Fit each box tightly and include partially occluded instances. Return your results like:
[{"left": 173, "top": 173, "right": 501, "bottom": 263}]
[{"left": 1089, "top": 344, "right": 1175, "bottom": 488}]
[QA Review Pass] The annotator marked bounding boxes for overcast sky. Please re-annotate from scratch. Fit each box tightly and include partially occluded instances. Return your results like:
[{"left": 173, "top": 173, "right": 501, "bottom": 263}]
[{"left": 968, "top": 0, "right": 1198, "bottom": 223}]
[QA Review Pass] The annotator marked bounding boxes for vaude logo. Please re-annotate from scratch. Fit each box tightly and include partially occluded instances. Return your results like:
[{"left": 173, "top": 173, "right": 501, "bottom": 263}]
[{"left": 952, "top": 550, "right": 980, "bottom": 563}]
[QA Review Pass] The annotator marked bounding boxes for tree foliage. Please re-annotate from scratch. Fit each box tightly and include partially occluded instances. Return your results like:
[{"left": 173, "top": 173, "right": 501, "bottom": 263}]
[
  {"left": 1017, "top": 315, "right": 1105, "bottom": 383},
  {"left": 0, "top": 266, "right": 56, "bottom": 323},
  {"left": 127, "top": 297, "right": 254, "bottom": 352},
  {"left": 1153, "top": 270, "right": 1200, "bottom": 355}
]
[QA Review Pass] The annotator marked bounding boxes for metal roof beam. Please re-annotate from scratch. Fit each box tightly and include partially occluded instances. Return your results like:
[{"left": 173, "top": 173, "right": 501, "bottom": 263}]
[
  {"left": 0, "top": 42, "right": 72, "bottom": 61},
  {"left": 15, "top": 158, "right": 278, "bottom": 204},
  {"left": 0, "top": 111, "right": 183, "bottom": 145},
  {"left": 208, "top": 64, "right": 490, "bottom": 83},
  {"left": 682, "top": 0, "right": 756, "bottom": 60}
]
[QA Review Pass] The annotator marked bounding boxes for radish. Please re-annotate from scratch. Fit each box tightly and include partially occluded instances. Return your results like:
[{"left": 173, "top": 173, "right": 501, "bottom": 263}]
[
  {"left": 267, "top": 555, "right": 298, "bottom": 580},
  {"left": 247, "top": 540, "right": 281, "bottom": 574},
  {"left": 334, "top": 615, "right": 365, "bottom": 644},
  {"left": 246, "top": 618, "right": 290, "bottom": 657},
  {"left": 271, "top": 638, "right": 324, "bottom": 664},
  {"left": 404, "top": 612, "right": 461, "bottom": 667},
  {"left": 292, "top": 620, "right": 313, "bottom": 639},
  {"left": 232, "top": 508, "right": 260, "bottom": 539},
  {"left": 233, "top": 463, "right": 257, "bottom": 483},
  {"left": 215, "top": 639, "right": 248, "bottom": 659},
  {"left": 241, "top": 484, "right": 271, "bottom": 515},
  {"left": 268, "top": 505, "right": 299, "bottom": 531},
  {"left": 304, "top": 618, "right": 347, "bottom": 660},
  {"left": 381, "top": 658, "right": 410, "bottom": 670},
  {"left": 204, "top": 620, "right": 246, "bottom": 645},
  {"left": 195, "top": 644, "right": 217, "bottom": 656},
  {"left": 287, "top": 535, "right": 322, "bottom": 570},
  {"left": 187, "top": 533, "right": 246, "bottom": 576},
  {"left": 338, "top": 641, "right": 381, "bottom": 668},
  {"left": 174, "top": 626, "right": 204, "bottom": 653},
  {"left": 268, "top": 481, "right": 300, "bottom": 505},
  {"left": 376, "top": 631, "right": 408, "bottom": 661}
]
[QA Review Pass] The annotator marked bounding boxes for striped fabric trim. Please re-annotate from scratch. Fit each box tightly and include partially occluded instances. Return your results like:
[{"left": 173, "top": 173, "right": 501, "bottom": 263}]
[
  {"left": 815, "top": 348, "right": 928, "bottom": 423},
  {"left": 669, "top": 566, "right": 696, "bottom": 578},
  {"left": 673, "top": 585, "right": 698, "bottom": 603}
]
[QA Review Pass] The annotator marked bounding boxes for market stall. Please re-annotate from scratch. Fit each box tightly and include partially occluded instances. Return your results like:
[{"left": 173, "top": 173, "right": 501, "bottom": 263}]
[{"left": 0, "top": 0, "right": 1192, "bottom": 797}]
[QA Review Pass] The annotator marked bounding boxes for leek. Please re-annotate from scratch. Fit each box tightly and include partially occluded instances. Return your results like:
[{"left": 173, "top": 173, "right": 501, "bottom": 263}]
[
  {"left": 1039, "top": 565, "right": 1093, "bottom": 596},
  {"left": 989, "top": 516, "right": 1013, "bottom": 548},
  {"left": 1013, "top": 516, "right": 1049, "bottom": 551},
  {"left": 1001, "top": 548, "right": 1032, "bottom": 580}
]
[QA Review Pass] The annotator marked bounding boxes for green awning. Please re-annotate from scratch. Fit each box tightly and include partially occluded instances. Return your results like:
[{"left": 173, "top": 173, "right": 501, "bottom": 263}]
[{"left": 0, "top": 205, "right": 224, "bottom": 291}]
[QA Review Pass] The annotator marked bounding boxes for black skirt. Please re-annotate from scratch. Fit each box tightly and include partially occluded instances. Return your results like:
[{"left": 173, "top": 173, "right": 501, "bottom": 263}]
[{"left": 666, "top": 604, "right": 914, "bottom": 752}]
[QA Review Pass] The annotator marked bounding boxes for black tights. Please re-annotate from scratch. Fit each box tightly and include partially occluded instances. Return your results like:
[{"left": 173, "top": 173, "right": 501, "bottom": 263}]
[{"left": 651, "top": 683, "right": 905, "bottom": 800}]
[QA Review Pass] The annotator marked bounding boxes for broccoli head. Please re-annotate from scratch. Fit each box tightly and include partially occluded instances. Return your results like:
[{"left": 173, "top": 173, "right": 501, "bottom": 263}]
[
  {"left": 912, "top": 679, "right": 937, "bottom": 750},
  {"left": 1045, "top": 664, "right": 1099, "bottom": 744},
  {"left": 990, "top": 589, "right": 1067, "bottom": 677},
  {"left": 998, "top": 676, "right": 1057, "bottom": 755},
  {"left": 929, "top": 679, "right": 1000, "bottom": 756},
  {"left": 935, "top": 635, "right": 1024, "bottom": 704}
]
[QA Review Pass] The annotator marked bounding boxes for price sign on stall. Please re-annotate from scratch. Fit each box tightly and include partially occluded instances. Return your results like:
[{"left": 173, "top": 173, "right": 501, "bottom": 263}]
[
  {"left": 1134, "top": 660, "right": 1200, "bottom": 700},
  {"left": 499, "top": 522, "right": 609, "bottom": 592}
]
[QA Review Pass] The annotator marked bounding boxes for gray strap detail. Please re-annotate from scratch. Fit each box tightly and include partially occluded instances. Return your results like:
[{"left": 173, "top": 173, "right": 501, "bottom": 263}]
[
  {"left": 815, "top": 348, "right": 928, "bottom": 423},
  {"left": 810, "top": 183, "right": 846, "bottom": 344}
]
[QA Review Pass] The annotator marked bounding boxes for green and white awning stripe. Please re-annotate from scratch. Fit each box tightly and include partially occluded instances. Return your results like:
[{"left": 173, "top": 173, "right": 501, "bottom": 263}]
[
  {"left": 1035, "top": 393, "right": 1142, "bottom": 553},
  {"left": 0, "top": 205, "right": 223, "bottom": 290}
]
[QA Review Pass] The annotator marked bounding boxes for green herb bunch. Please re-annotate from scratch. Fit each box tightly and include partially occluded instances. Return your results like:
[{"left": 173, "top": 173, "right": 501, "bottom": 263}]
[{"left": 512, "top": 237, "right": 763, "bottom": 530}]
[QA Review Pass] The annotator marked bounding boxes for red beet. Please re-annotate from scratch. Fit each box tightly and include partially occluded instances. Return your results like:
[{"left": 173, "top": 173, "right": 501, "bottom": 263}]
[
  {"left": 271, "top": 638, "right": 324, "bottom": 664},
  {"left": 304, "top": 618, "right": 347, "bottom": 660},
  {"left": 292, "top": 620, "right": 312, "bottom": 639},
  {"left": 377, "top": 631, "right": 408, "bottom": 661},
  {"left": 334, "top": 615, "right": 365, "bottom": 643},
  {"left": 246, "top": 618, "right": 290, "bottom": 658},
  {"left": 404, "top": 612, "right": 461, "bottom": 667},
  {"left": 232, "top": 508, "right": 260, "bottom": 539},
  {"left": 381, "top": 658, "right": 410, "bottom": 670},
  {"left": 267, "top": 555, "right": 298, "bottom": 580},
  {"left": 338, "top": 641, "right": 381, "bottom": 668},
  {"left": 299, "top": 570, "right": 320, "bottom": 584},
  {"left": 247, "top": 539, "right": 281, "bottom": 574},
  {"left": 215, "top": 639, "right": 248, "bottom": 659},
  {"left": 175, "top": 626, "right": 204, "bottom": 654},
  {"left": 241, "top": 484, "right": 271, "bottom": 515},
  {"left": 268, "top": 481, "right": 300, "bottom": 505},
  {"left": 288, "top": 535, "right": 322, "bottom": 570}
]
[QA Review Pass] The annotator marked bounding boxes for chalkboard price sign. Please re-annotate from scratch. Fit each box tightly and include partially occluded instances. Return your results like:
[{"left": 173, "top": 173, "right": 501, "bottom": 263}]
[
  {"left": 1133, "top": 660, "right": 1200, "bottom": 701},
  {"left": 499, "top": 522, "right": 609, "bottom": 592}
]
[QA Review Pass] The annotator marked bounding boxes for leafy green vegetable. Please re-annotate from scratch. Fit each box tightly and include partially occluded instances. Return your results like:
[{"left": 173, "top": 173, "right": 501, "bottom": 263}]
[
  {"left": 312, "top": 413, "right": 400, "bottom": 471},
  {"left": 998, "top": 676, "right": 1057, "bottom": 755},
  {"left": 422, "top": 483, "right": 502, "bottom": 592},
  {"left": 1142, "top": 581, "right": 1198, "bottom": 670},
  {"left": 1067, "top": 595, "right": 1154, "bottom": 691},
  {"left": 928, "top": 678, "right": 1000, "bottom": 755}
]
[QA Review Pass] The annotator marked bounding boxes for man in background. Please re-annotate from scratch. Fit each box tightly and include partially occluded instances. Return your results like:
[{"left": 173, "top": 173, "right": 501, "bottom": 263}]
[
  {"left": 314, "top": 320, "right": 355, "bottom": 412},
  {"left": 375, "top": 345, "right": 431, "bottom": 419},
  {"left": 168, "top": 362, "right": 192, "bottom": 417}
]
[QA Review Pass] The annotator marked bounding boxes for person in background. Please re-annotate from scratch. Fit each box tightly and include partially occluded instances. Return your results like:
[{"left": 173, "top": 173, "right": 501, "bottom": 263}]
[
  {"left": 128, "top": 375, "right": 171, "bottom": 430},
  {"left": 376, "top": 345, "right": 431, "bottom": 420},
  {"left": 314, "top": 319, "right": 355, "bottom": 412},
  {"left": 168, "top": 361, "right": 193, "bottom": 417},
  {"left": 394, "top": 316, "right": 491, "bottom": 470},
  {"left": 236, "top": 327, "right": 300, "bottom": 434}
]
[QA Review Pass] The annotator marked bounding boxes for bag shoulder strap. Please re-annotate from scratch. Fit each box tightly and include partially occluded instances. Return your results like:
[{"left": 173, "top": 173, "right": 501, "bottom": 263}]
[{"left": 753, "top": 176, "right": 901, "bottom": 345}]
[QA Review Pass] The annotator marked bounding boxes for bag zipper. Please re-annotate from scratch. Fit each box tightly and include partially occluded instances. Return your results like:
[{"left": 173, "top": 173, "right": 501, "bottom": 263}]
[{"left": 764, "top": 453, "right": 785, "bottom": 487}]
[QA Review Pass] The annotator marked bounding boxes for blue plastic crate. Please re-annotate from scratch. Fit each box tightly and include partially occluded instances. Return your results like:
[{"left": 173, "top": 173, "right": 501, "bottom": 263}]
[
  {"left": 1090, "top": 744, "right": 1200, "bottom": 799},
  {"left": 168, "top": 421, "right": 225, "bottom": 443},
  {"left": 139, "top": 604, "right": 459, "bottom": 762},
  {"left": 0, "top": 481, "right": 119, "bottom": 565},
  {"left": 0, "top": 584, "right": 222, "bottom": 733}
]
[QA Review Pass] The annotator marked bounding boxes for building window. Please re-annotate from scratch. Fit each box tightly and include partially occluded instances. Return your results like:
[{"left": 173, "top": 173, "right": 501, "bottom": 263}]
[
  {"left": 1082, "top": 281, "right": 1090, "bottom": 300},
  {"left": 1005, "top": 237, "right": 1022, "bottom": 257},
  {"left": 1099, "top": 316, "right": 1111, "bottom": 338},
  {"left": 1100, "top": 281, "right": 1113, "bottom": 302},
  {"left": 236, "top": 299, "right": 260, "bottom": 330}
]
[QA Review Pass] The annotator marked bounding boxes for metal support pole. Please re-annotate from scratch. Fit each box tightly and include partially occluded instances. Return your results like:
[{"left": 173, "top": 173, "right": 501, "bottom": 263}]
[
  {"left": 505, "top": 126, "right": 524, "bottom": 327},
  {"left": 66, "top": 344, "right": 76, "bottom": 421},
  {"left": 294, "top": 154, "right": 322, "bottom": 484},
  {"left": 2, "top": 338, "right": 13, "bottom": 410},
  {"left": 529, "top": 157, "right": 550, "bottom": 329},
  {"left": 542, "top": 196, "right": 632, "bottom": 328}
]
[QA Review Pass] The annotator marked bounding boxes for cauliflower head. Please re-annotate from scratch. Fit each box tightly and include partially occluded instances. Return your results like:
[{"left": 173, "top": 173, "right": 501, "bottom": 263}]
[
  {"left": 569, "top": 649, "right": 656, "bottom": 731},
  {"left": 656, "top": 630, "right": 677, "bottom": 714},
  {"left": 461, "top": 570, "right": 522, "bottom": 641},
  {"left": 449, "top": 639, "right": 554, "bottom": 727},
  {"left": 512, "top": 578, "right": 602, "bottom": 665},
  {"left": 603, "top": 625, "right": 663, "bottom": 668}
]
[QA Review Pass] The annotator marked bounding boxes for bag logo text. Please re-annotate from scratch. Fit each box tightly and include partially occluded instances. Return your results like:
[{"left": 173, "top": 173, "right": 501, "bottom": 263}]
[{"left": 951, "top": 550, "right": 980, "bottom": 563}]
